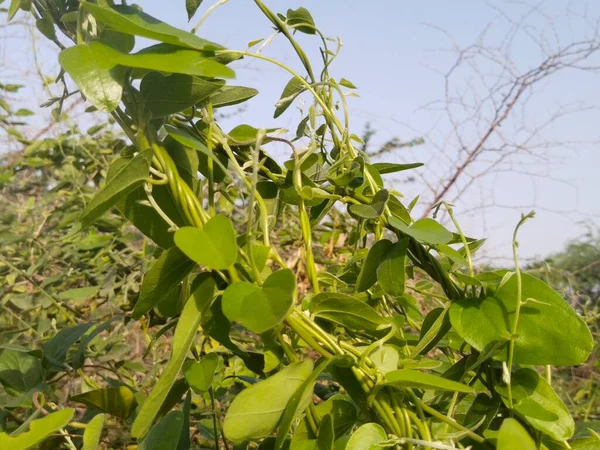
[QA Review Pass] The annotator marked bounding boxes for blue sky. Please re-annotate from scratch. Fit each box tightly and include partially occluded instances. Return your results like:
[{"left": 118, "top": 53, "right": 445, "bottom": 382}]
[{"left": 4, "top": 1, "right": 600, "bottom": 264}]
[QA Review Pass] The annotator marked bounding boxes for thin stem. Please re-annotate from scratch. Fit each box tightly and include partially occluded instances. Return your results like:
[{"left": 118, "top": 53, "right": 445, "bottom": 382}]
[{"left": 506, "top": 210, "right": 535, "bottom": 409}]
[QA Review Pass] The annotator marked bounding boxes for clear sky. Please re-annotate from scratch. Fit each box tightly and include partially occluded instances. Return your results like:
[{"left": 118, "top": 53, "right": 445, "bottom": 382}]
[{"left": 3, "top": 1, "right": 600, "bottom": 264}]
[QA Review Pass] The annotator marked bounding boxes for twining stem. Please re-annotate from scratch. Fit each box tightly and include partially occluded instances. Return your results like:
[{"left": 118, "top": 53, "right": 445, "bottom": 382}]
[{"left": 506, "top": 211, "right": 535, "bottom": 409}]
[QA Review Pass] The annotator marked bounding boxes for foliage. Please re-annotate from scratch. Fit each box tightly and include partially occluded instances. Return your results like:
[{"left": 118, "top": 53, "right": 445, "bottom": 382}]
[{"left": 0, "top": 1, "right": 598, "bottom": 449}]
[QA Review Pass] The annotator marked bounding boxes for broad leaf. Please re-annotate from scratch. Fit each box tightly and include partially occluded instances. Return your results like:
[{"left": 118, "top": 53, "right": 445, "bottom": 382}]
[
  {"left": 376, "top": 237, "right": 408, "bottom": 296},
  {"left": 175, "top": 215, "right": 238, "bottom": 270},
  {"left": 58, "top": 43, "right": 125, "bottom": 111},
  {"left": 82, "top": 2, "right": 221, "bottom": 51},
  {"left": 183, "top": 352, "right": 220, "bottom": 393},
  {"left": 43, "top": 322, "right": 94, "bottom": 369},
  {"left": 495, "top": 368, "right": 574, "bottom": 441},
  {"left": 82, "top": 414, "right": 105, "bottom": 450},
  {"left": 449, "top": 273, "right": 594, "bottom": 365},
  {"left": 186, "top": 0, "right": 203, "bottom": 20},
  {"left": 497, "top": 418, "right": 537, "bottom": 450},
  {"left": 312, "top": 292, "right": 386, "bottom": 333},
  {"left": 286, "top": 7, "right": 316, "bottom": 34},
  {"left": 132, "top": 274, "right": 216, "bottom": 438},
  {"left": 0, "top": 349, "right": 42, "bottom": 393},
  {"left": 138, "top": 411, "right": 184, "bottom": 450},
  {"left": 71, "top": 386, "right": 138, "bottom": 420},
  {"left": 210, "top": 85, "right": 259, "bottom": 108},
  {"left": 345, "top": 423, "right": 386, "bottom": 450},
  {"left": 81, "top": 149, "right": 153, "bottom": 228},
  {"left": 0, "top": 408, "right": 74, "bottom": 449},
  {"left": 348, "top": 189, "right": 389, "bottom": 219},
  {"left": 389, "top": 217, "right": 453, "bottom": 245},
  {"left": 133, "top": 247, "right": 195, "bottom": 319},
  {"left": 222, "top": 269, "right": 296, "bottom": 333},
  {"left": 274, "top": 77, "right": 306, "bottom": 118},
  {"left": 276, "top": 357, "right": 352, "bottom": 450},
  {"left": 223, "top": 360, "right": 314, "bottom": 443},
  {"left": 164, "top": 125, "right": 229, "bottom": 175},
  {"left": 140, "top": 72, "right": 224, "bottom": 118},
  {"left": 355, "top": 239, "right": 392, "bottom": 293},
  {"left": 380, "top": 369, "right": 475, "bottom": 393}
]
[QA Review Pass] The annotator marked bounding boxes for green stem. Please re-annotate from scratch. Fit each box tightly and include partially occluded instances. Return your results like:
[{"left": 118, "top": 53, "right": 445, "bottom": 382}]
[{"left": 507, "top": 211, "right": 535, "bottom": 409}]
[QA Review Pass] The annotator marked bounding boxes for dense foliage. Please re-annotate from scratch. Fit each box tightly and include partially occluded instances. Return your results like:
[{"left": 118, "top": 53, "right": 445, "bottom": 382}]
[{"left": 0, "top": 1, "right": 598, "bottom": 449}]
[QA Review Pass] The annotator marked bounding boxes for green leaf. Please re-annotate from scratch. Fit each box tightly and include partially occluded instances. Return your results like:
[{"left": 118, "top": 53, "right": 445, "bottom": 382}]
[
  {"left": 82, "top": 414, "right": 105, "bottom": 450},
  {"left": 371, "top": 162, "right": 423, "bottom": 175},
  {"left": 376, "top": 237, "right": 408, "bottom": 296},
  {"left": 339, "top": 78, "right": 357, "bottom": 89},
  {"left": 380, "top": 369, "right": 475, "bottom": 393},
  {"left": 495, "top": 368, "right": 573, "bottom": 440},
  {"left": 43, "top": 322, "right": 95, "bottom": 369},
  {"left": 141, "top": 72, "right": 224, "bottom": 118},
  {"left": 311, "top": 292, "right": 386, "bottom": 333},
  {"left": 82, "top": 2, "right": 222, "bottom": 51},
  {"left": 0, "top": 408, "right": 74, "bottom": 449},
  {"left": 411, "top": 306, "right": 451, "bottom": 356},
  {"left": 222, "top": 269, "right": 296, "bottom": 333},
  {"left": 202, "top": 298, "right": 265, "bottom": 374},
  {"left": 73, "top": 316, "right": 122, "bottom": 370},
  {"left": 81, "top": 149, "right": 153, "bottom": 228},
  {"left": 8, "top": 0, "right": 21, "bottom": 21},
  {"left": 58, "top": 286, "right": 98, "bottom": 303},
  {"left": 174, "top": 215, "right": 238, "bottom": 270},
  {"left": 164, "top": 125, "right": 229, "bottom": 175},
  {"left": 139, "top": 411, "right": 184, "bottom": 450},
  {"left": 133, "top": 247, "right": 195, "bottom": 319},
  {"left": 109, "top": 166, "right": 181, "bottom": 248},
  {"left": 0, "top": 349, "right": 42, "bottom": 393},
  {"left": 227, "top": 124, "right": 278, "bottom": 145},
  {"left": 355, "top": 239, "right": 392, "bottom": 293},
  {"left": 183, "top": 352, "right": 220, "bottom": 393},
  {"left": 276, "top": 357, "right": 352, "bottom": 450},
  {"left": 348, "top": 189, "right": 389, "bottom": 219},
  {"left": 59, "top": 42, "right": 234, "bottom": 111},
  {"left": 286, "top": 7, "right": 316, "bottom": 34},
  {"left": 126, "top": 43, "right": 234, "bottom": 78},
  {"left": 186, "top": 0, "right": 203, "bottom": 20},
  {"left": 132, "top": 273, "right": 216, "bottom": 438},
  {"left": 99, "top": 29, "right": 135, "bottom": 53},
  {"left": 449, "top": 273, "right": 594, "bottom": 365},
  {"left": 274, "top": 77, "right": 306, "bottom": 118},
  {"left": 361, "top": 345, "right": 399, "bottom": 374},
  {"left": 497, "top": 418, "right": 537, "bottom": 450},
  {"left": 71, "top": 386, "right": 138, "bottom": 419},
  {"left": 345, "top": 423, "right": 386, "bottom": 450},
  {"left": 58, "top": 43, "right": 125, "bottom": 111},
  {"left": 36, "top": 11, "right": 57, "bottom": 42},
  {"left": 389, "top": 217, "right": 453, "bottom": 245},
  {"left": 223, "top": 360, "right": 314, "bottom": 443},
  {"left": 317, "top": 415, "right": 335, "bottom": 450},
  {"left": 210, "top": 86, "right": 259, "bottom": 108},
  {"left": 293, "top": 396, "right": 357, "bottom": 446}
]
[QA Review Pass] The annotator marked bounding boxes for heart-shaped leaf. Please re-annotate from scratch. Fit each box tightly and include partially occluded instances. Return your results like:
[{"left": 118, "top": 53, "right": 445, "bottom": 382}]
[
  {"left": 175, "top": 215, "right": 238, "bottom": 270},
  {"left": 222, "top": 269, "right": 295, "bottom": 333},
  {"left": 449, "top": 273, "right": 594, "bottom": 365}
]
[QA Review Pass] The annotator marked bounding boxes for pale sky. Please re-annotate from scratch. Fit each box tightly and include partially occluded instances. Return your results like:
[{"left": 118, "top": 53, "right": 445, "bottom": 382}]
[{"left": 2, "top": 1, "right": 600, "bottom": 264}]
